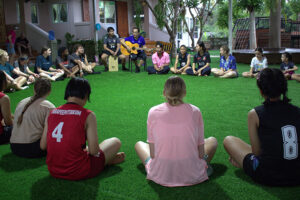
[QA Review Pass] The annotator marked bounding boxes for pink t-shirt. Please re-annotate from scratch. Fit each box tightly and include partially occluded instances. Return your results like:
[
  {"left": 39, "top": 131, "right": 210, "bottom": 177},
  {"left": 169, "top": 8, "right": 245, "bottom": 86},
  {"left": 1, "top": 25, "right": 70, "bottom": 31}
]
[
  {"left": 6, "top": 30, "right": 16, "bottom": 44},
  {"left": 152, "top": 52, "right": 170, "bottom": 68},
  {"left": 146, "top": 103, "right": 208, "bottom": 187}
]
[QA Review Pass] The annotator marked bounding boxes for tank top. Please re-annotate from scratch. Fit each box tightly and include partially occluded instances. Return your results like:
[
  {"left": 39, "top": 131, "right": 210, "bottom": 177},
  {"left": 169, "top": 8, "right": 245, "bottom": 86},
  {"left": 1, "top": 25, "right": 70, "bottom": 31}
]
[
  {"left": 254, "top": 101, "right": 300, "bottom": 185},
  {"left": 46, "top": 103, "right": 92, "bottom": 180}
]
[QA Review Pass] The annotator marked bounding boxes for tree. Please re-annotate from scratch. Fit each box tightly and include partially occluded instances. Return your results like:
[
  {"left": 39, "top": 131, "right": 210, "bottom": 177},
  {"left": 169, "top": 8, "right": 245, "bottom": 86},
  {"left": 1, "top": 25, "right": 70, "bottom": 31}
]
[
  {"left": 183, "top": 0, "right": 221, "bottom": 48},
  {"left": 143, "top": 0, "right": 185, "bottom": 55},
  {"left": 289, "top": 0, "right": 300, "bottom": 20},
  {"left": 267, "top": 0, "right": 281, "bottom": 48},
  {"left": 237, "top": 0, "right": 263, "bottom": 49},
  {"left": 216, "top": 0, "right": 247, "bottom": 30}
]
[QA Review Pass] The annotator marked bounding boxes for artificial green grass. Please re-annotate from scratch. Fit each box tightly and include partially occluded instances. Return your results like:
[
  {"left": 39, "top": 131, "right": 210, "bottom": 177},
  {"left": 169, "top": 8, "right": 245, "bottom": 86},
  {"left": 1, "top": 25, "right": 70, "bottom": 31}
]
[{"left": 0, "top": 57, "right": 300, "bottom": 200}]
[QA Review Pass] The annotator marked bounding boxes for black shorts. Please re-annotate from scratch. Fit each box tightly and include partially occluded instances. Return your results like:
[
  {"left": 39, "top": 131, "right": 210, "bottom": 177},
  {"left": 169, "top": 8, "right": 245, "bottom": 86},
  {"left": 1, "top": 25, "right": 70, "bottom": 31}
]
[
  {"left": 130, "top": 51, "right": 146, "bottom": 61},
  {"left": 243, "top": 153, "right": 300, "bottom": 186},
  {"left": 0, "top": 126, "right": 12, "bottom": 145},
  {"left": 10, "top": 139, "right": 46, "bottom": 158},
  {"left": 102, "top": 50, "right": 121, "bottom": 57},
  {"left": 243, "top": 153, "right": 260, "bottom": 178}
]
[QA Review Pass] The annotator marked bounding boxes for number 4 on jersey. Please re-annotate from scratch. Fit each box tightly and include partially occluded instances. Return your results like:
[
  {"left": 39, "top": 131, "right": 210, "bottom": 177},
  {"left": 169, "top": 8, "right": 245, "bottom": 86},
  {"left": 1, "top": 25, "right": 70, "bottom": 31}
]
[{"left": 52, "top": 122, "right": 64, "bottom": 142}]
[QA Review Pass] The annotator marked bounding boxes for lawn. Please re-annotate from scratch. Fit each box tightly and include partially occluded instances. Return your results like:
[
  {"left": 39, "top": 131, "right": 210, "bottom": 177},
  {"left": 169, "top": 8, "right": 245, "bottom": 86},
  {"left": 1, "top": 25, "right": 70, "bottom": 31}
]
[{"left": 0, "top": 57, "right": 299, "bottom": 200}]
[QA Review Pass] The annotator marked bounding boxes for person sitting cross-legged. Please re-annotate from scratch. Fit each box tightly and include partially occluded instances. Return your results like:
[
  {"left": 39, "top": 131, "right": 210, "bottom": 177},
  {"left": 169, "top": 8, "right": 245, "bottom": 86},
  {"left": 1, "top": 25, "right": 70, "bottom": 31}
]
[
  {"left": 0, "top": 49, "right": 29, "bottom": 91},
  {"left": 135, "top": 76, "right": 218, "bottom": 187},
  {"left": 10, "top": 78, "right": 55, "bottom": 158},
  {"left": 211, "top": 45, "right": 238, "bottom": 78},
  {"left": 70, "top": 44, "right": 99, "bottom": 75},
  {"left": 147, "top": 42, "right": 170, "bottom": 75},
  {"left": 242, "top": 47, "right": 268, "bottom": 78},
  {"left": 101, "top": 27, "right": 126, "bottom": 72},
  {"left": 40, "top": 78, "right": 125, "bottom": 180},
  {"left": 280, "top": 52, "right": 299, "bottom": 81},
  {"left": 170, "top": 45, "right": 191, "bottom": 74},
  {"left": 13, "top": 55, "right": 39, "bottom": 85},
  {"left": 186, "top": 42, "right": 211, "bottom": 76},
  {"left": 56, "top": 47, "right": 79, "bottom": 78},
  {"left": 223, "top": 68, "right": 300, "bottom": 186},
  {"left": 35, "top": 46, "right": 64, "bottom": 82}
]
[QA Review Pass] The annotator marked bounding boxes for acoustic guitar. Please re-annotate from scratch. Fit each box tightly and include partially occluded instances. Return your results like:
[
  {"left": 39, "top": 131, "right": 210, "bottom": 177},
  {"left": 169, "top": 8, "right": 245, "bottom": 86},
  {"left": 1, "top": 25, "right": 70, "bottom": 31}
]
[{"left": 120, "top": 41, "right": 153, "bottom": 56}]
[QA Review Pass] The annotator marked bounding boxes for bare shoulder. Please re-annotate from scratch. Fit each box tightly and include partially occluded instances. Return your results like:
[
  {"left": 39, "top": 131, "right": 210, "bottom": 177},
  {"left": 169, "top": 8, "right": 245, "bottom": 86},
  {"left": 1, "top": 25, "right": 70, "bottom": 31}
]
[{"left": 248, "top": 109, "right": 259, "bottom": 122}]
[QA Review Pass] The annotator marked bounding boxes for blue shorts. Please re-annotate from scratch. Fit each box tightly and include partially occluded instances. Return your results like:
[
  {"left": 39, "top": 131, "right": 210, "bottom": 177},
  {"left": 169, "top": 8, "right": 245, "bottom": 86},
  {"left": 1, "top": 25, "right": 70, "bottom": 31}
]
[{"left": 6, "top": 43, "right": 15, "bottom": 54}]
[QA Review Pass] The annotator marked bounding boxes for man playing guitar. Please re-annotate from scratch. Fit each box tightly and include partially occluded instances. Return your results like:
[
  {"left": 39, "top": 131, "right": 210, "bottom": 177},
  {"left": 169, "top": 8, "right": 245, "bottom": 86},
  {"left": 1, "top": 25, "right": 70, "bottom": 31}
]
[{"left": 120, "top": 27, "right": 147, "bottom": 73}]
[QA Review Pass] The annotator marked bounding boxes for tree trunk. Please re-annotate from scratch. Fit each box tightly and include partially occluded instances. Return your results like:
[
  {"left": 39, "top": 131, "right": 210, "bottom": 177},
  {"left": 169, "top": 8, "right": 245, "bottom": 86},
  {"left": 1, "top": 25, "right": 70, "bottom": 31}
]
[
  {"left": 269, "top": 0, "right": 281, "bottom": 48},
  {"left": 249, "top": 10, "right": 257, "bottom": 49}
]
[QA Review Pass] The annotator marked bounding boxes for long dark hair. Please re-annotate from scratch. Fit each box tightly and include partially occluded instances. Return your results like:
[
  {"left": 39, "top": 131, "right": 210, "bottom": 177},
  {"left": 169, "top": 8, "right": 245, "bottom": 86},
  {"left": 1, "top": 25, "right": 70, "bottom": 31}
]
[
  {"left": 257, "top": 68, "right": 290, "bottom": 104},
  {"left": 197, "top": 41, "right": 206, "bottom": 53},
  {"left": 64, "top": 78, "right": 91, "bottom": 101},
  {"left": 17, "top": 78, "right": 51, "bottom": 126}
]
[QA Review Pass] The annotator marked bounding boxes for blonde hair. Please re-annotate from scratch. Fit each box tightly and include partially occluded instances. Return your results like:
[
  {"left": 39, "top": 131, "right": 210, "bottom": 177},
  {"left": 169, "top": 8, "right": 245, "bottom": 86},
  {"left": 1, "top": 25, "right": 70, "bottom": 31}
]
[
  {"left": 163, "top": 76, "right": 186, "bottom": 106},
  {"left": 0, "top": 49, "right": 7, "bottom": 59}
]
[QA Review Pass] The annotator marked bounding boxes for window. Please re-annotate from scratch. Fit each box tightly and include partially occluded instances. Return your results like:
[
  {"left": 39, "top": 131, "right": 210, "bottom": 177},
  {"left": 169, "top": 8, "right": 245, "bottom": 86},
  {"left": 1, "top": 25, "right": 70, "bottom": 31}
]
[
  {"left": 31, "top": 4, "right": 38, "bottom": 24},
  {"left": 132, "top": 0, "right": 144, "bottom": 23},
  {"left": 99, "top": 1, "right": 116, "bottom": 23},
  {"left": 52, "top": 3, "right": 68, "bottom": 23},
  {"left": 177, "top": 20, "right": 182, "bottom": 39}
]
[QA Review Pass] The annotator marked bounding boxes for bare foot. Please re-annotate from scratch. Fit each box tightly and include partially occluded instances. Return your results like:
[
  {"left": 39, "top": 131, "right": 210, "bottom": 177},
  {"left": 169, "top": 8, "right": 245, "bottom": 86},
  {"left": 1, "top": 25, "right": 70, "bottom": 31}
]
[
  {"left": 229, "top": 157, "right": 240, "bottom": 168},
  {"left": 108, "top": 152, "right": 125, "bottom": 165}
]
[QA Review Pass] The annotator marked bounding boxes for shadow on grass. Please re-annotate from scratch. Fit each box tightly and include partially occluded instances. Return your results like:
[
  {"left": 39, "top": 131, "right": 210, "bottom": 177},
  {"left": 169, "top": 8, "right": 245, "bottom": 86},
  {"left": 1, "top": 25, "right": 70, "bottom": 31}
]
[
  {"left": 137, "top": 163, "right": 230, "bottom": 200},
  {"left": 235, "top": 169, "right": 300, "bottom": 200},
  {"left": 0, "top": 153, "right": 45, "bottom": 172},
  {"left": 137, "top": 163, "right": 228, "bottom": 179},
  {"left": 31, "top": 165, "right": 122, "bottom": 200}
]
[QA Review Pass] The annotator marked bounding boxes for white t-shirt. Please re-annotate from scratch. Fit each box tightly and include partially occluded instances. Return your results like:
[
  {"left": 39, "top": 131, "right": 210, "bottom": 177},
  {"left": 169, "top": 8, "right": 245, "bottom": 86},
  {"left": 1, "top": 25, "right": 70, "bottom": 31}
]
[
  {"left": 250, "top": 57, "right": 268, "bottom": 72},
  {"left": 10, "top": 97, "right": 55, "bottom": 143}
]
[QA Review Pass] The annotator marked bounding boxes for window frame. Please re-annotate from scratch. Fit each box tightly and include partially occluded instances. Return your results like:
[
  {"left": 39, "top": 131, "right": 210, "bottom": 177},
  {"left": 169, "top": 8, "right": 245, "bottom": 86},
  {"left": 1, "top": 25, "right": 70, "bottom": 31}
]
[
  {"left": 51, "top": 3, "right": 68, "bottom": 24},
  {"left": 99, "top": 1, "right": 116, "bottom": 24},
  {"left": 31, "top": 3, "right": 39, "bottom": 24}
]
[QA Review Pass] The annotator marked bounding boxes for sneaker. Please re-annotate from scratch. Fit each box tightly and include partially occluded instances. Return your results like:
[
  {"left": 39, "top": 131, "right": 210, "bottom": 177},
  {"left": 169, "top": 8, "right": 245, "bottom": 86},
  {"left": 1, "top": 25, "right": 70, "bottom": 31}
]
[
  {"left": 104, "top": 67, "right": 108, "bottom": 72},
  {"left": 135, "top": 67, "right": 140, "bottom": 73},
  {"left": 21, "top": 86, "right": 29, "bottom": 90}
]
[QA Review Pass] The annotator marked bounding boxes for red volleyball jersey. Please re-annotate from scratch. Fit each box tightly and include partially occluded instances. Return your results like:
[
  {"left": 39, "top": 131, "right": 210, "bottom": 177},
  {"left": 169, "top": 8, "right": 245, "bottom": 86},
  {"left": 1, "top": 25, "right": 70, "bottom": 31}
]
[{"left": 46, "top": 103, "right": 93, "bottom": 180}]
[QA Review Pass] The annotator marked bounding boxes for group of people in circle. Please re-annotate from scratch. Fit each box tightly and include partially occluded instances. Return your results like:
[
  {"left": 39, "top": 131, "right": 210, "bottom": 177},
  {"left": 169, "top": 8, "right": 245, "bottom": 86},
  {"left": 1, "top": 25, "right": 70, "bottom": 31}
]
[
  {"left": 0, "top": 64, "right": 299, "bottom": 186},
  {"left": 1, "top": 25, "right": 300, "bottom": 95},
  {"left": 0, "top": 26, "right": 300, "bottom": 187}
]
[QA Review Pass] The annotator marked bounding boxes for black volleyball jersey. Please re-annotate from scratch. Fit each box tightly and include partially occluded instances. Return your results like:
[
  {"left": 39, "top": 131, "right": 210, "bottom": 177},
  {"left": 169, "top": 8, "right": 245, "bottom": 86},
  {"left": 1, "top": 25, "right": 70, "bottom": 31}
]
[
  {"left": 254, "top": 101, "right": 300, "bottom": 183},
  {"left": 178, "top": 53, "right": 189, "bottom": 68}
]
